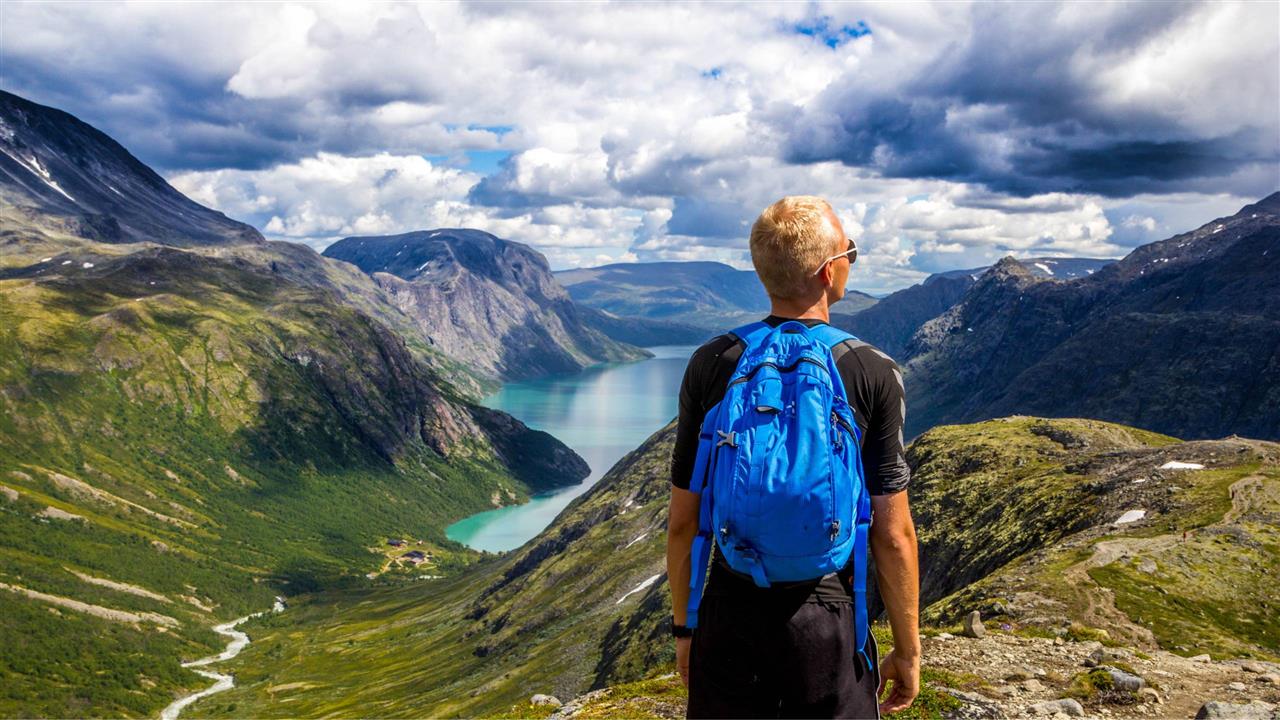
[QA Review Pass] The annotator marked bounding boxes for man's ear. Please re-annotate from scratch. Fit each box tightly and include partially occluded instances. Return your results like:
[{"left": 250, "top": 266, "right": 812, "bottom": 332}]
[{"left": 816, "top": 261, "right": 835, "bottom": 289}]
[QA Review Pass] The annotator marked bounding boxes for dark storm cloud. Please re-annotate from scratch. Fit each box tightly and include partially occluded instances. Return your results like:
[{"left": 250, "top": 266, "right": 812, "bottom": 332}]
[
  {"left": 1, "top": 55, "right": 304, "bottom": 171},
  {"left": 783, "top": 3, "right": 1280, "bottom": 198}
]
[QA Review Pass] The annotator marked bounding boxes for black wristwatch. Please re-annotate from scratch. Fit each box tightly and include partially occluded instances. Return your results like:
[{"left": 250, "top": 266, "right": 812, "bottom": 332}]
[{"left": 671, "top": 619, "right": 693, "bottom": 638}]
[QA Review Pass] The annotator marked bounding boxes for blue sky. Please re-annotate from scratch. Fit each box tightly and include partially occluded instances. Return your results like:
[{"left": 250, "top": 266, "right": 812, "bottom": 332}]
[{"left": 2, "top": 1, "right": 1277, "bottom": 294}]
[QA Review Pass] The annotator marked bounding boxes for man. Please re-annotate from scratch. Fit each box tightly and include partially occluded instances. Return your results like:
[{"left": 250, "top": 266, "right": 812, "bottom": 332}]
[{"left": 667, "top": 196, "right": 920, "bottom": 718}]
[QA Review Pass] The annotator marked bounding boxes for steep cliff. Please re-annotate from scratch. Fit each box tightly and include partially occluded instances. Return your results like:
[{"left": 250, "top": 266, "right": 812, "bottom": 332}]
[{"left": 324, "top": 230, "right": 650, "bottom": 384}]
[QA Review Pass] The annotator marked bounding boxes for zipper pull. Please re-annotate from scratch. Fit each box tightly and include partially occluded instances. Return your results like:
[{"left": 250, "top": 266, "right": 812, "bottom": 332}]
[{"left": 829, "top": 521, "right": 840, "bottom": 540}]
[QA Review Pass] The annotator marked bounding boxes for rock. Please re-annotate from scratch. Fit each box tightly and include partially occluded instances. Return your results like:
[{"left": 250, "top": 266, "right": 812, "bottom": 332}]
[
  {"left": 940, "top": 688, "right": 1004, "bottom": 719},
  {"left": 1190, "top": 654, "right": 1213, "bottom": 663},
  {"left": 963, "top": 610, "right": 987, "bottom": 638},
  {"left": 1100, "top": 666, "right": 1146, "bottom": 692},
  {"left": 1006, "top": 667, "right": 1037, "bottom": 681},
  {"left": 1029, "top": 698, "right": 1086, "bottom": 717},
  {"left": 1241, "top": 661, "right": 1268, "bottom": 673},
  {"left": 938, "top": 632, "right": 956, "bottom": 640},
  {"left": 1260, "top": 674, "right": 1280, "bottom": 685},
  {"left": 530, "top": 694, "right": 562, "bottom": 708},
  {"left": 1195, "top": 700, "right": 1277, "bottom": 719},
  {"left": 1228, "top": 682, "right": 1247, "bottom": 691},
  {"left": 1138, "top": 558, "right": 1158, "bottom": 574},
  {"left": 1021, "top": 678, "right": 1045, "bottom": 692},
  {"left": 1085, "top": 647, "right": 1128, "bottom": 667},
  {"left": 991, "top": 601, "right": 1009, "bottom": 615},
  {"left": 1138, "top": 688, "right": 1163, "bottom": 705}
]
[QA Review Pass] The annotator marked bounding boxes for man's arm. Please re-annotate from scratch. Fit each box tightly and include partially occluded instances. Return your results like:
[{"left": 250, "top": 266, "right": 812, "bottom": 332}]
[
  {"left": 847, "top": 347, "right": 919, "bottom": 712},
  {"left": 667, "top": 341, "right": 721, "bottom": 687},
  {"left": 667, "top": 487, "right": 699, "bottom": 686},
  {"left": 871, "top": 490, "right": 920, "bottom": 713}
]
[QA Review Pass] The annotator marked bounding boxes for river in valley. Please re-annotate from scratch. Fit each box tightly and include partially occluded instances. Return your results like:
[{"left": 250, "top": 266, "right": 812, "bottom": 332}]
[{"left": 445, "top": 345, "right": 697, "bottom": 552}]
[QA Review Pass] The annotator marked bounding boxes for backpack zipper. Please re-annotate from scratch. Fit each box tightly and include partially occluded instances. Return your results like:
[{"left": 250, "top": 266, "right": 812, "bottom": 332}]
[
  {"left": 831, "top": 410, "right": 856, "bottom": 438},
  {"left": 829, "top": 409, "right": 855, "bottom": 542},
  {"left": 728, "top": 356, "right": 830, "bottom": 388}
]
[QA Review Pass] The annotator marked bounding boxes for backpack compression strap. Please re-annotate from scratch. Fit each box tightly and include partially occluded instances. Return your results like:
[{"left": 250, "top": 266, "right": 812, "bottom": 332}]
[{"left": 685, "top": 324, "right": 765, "bottom": 629}]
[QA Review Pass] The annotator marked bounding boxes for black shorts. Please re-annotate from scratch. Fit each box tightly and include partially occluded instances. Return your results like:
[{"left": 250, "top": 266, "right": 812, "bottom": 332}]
[{"left": 687, "top": 593, "right": 881, "bottom": 719}]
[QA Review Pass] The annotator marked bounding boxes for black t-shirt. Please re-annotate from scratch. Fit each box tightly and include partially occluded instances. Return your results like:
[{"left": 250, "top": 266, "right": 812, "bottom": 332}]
[{"left": 670, "top": 315, "right": 911, "bottom": 602}]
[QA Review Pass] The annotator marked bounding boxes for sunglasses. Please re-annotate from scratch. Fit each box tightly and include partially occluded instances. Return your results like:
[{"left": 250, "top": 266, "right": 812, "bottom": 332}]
[{"left": 812, "top": 237, "right": 858, "bottom": 276}]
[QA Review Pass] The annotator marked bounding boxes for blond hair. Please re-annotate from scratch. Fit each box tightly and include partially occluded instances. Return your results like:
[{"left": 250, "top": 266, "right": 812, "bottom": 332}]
[{"left": 749, "top": 195, "right": 840, "bottom": 300}]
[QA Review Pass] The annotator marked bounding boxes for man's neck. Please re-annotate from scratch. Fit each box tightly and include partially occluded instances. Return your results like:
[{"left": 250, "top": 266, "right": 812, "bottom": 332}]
[{"left": 768, "top": 296, "right": 830, "bottom": 323}]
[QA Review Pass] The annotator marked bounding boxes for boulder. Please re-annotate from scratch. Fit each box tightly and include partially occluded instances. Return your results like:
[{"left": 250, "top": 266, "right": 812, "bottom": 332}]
[
  {"left": 1190, "top": 654, "right": 1214, "bottom": 663},
  {"left": 1260, "top": 674, "right": 1280, "bottom": 685},
  {"left": 1138, "top": 688, "right": 1163, "bottom": 705},
  {"left": 1099, "top": 666, "right": 1146, "bottom": 692},
  {"left": 939, "top": 688, "right": 1004, "bottom": 719},
  {"left": 1029, "top": 698, "right": 1086, "bottom": 717},
  {"left": 962, "top": 610, "right": 987, "bottom": 638},
  {"left": 1195, "top": 700, "right": 1276, "bottom": 719},
  {"left": 1228, "top": 682, "right": 1247, "bottom": 691},
  {"left": 530, "top": 694, "right": 563, "bottom": 708},
  {"left": 1241, "top": 661, "right": 1268, "bottom": 674}
]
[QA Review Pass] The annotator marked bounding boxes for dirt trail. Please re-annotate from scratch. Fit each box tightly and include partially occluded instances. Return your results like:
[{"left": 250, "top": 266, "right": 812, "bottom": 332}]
[{"left": 1058, "top": 473, "right": 1266, "bottom": 648}]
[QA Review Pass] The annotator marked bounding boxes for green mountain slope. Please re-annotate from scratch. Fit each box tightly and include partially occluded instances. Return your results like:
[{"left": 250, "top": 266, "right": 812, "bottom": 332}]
[
  {"left": 0, "top": 242, "right": 590, "bottom": 718},
  {"left": 0, "top": 92, "right": 589, "bottom": 718},
  {"left": 194, "top": 416, "right": 1279, "bottom": 718}
]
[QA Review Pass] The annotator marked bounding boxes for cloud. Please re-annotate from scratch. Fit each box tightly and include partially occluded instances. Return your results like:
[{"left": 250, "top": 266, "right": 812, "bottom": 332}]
[
  {"left": 783, "top": 2, "right": 1280, "bottom": 198},
  {"left": 3, "top": 1, "right": 1276, "bottom": 294}
]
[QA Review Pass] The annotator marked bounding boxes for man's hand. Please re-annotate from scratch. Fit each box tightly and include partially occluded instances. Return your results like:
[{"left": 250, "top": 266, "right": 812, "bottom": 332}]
[
  {"left": 675, "top": 636, "right": 692, "bottom": 687},
  {"left": 877, "top": 648, "right": 920, "bottom": 714}
]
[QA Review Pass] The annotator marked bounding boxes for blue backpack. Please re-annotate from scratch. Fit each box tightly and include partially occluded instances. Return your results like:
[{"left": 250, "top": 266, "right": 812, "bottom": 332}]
[{"left": 685, "top": 319, "right": 873, "bottom": 667}]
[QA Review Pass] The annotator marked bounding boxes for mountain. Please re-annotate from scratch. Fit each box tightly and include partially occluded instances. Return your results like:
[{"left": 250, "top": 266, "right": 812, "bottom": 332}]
[
  {"left": 904, "top": 194, "right": 1280, "bottom": 440},
  {"left": 833, "top": 272, "right": 976, "bottom": 360},
  {"left": 832, "top": 257, "right": 1114, "bottom": 361},
  {"left": 189, "top": 415, "right": 1279, "bottom": 719},
  {"left": 324, "top": 230, "right": 650, "bottom": 384},
  {"left": 554, "top": 260, "right": 879, "bottom": 337},
  {"left": 0, "top": 90, "right": 261, "bottom": 248},
  {"left": 0, "top": 91, "right": 588, "bottom": 717},
  {"left": 575, "top": 305, "right": 713, "bottom": 347}
]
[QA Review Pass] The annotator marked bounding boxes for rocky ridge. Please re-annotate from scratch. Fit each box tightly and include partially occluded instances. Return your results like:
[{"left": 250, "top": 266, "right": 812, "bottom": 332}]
[
  {"left": 902, "top": 194, "right": 1280, "bottom": 441},
  {"left": 0, "top": 90, "right": 261, "bottom": 247},
  {"left": 324, "top": 230, "right": 649, "bottom": 384}
]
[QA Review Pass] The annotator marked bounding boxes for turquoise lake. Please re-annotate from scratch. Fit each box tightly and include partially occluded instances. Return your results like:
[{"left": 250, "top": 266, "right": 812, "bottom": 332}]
[{"left": 445, "top": 345, "right": 698, "bottom": 552}]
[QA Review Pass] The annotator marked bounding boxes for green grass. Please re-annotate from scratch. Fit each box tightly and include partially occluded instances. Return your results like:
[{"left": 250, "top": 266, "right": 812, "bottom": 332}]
[{"left": 0, "top": 247, "right": 575, "bottom": 717}]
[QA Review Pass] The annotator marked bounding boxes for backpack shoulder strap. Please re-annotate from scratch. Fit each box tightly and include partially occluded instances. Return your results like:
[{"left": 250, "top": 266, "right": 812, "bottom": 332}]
[
  {"left": 808, "top": 323, "right": 860, "bottom": 365},
  {"left": 728, "top": 321, "right": 772, "bottom": 353}
]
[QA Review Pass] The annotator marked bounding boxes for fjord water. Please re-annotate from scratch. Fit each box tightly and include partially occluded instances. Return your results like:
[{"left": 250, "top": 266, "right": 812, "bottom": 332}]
[{"left": 446, "top": 345, "right": 697, "bottom": 552}]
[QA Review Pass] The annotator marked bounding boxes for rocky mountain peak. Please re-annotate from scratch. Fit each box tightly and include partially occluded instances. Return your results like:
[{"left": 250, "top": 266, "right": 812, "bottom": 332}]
[
  {"left": 324, "top": 228, "right": 647, "bottom": 383},
  {"left": 987, "top": 255, "right": 1037, "bottom": 281},
  {"left": 0, "top": 90, "right": 262, "bottom": 246}
]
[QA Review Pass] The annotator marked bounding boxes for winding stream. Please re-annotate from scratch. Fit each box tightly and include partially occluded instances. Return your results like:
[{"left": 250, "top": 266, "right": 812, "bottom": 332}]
[
  {"left": 159, "top": 597, "right": 285, "bottom": 720},
  {"left": 446, "top": 345, "right": 697, "bottom": 552}
]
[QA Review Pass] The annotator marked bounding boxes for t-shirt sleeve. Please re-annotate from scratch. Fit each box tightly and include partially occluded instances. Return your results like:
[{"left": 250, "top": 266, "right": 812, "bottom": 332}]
[
  {"left": 855, "top": 348, "right": 912, "bottom": 496},
  {"left": 670, "top": 341, "right": 717, "bottom": 490}
]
